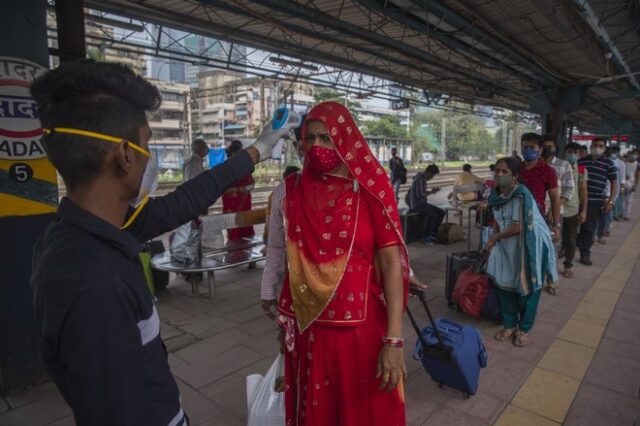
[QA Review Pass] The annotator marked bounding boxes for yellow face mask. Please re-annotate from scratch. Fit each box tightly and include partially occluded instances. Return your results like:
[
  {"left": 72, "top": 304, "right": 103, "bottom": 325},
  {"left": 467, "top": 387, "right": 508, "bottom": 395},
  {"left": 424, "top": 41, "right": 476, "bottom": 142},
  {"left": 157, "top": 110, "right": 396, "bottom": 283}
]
[{"left": 43, "top": 127, "right": 156, "bottom": 229}]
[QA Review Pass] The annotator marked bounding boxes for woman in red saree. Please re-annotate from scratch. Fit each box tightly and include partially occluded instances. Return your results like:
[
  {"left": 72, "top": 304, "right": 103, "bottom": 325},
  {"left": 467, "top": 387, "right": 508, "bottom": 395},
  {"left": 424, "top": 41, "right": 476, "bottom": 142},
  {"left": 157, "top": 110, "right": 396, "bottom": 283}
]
[
  {"left": 222, "top": 140, "right": 255, "bottom": 240},
  {"left": 278, "top": 102, "right": 409, "bottom": 425}
]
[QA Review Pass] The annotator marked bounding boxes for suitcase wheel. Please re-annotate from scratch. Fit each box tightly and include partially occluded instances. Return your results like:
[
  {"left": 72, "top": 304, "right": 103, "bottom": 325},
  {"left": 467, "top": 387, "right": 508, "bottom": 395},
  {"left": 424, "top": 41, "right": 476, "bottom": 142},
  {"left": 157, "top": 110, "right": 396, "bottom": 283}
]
[
  {"left": 438, "top": 382, "right": 443, "bottom": 388},
  {"left": 464, "top": 392, "right": 471, "bottom": 399}
]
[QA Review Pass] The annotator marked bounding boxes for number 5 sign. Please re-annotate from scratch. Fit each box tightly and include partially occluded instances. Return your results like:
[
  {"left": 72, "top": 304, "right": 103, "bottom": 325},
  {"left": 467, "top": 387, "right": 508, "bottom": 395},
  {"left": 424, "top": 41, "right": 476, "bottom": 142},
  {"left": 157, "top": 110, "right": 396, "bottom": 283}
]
[{"left": 0, "top": 56, "right": 58, "bottom": 217}]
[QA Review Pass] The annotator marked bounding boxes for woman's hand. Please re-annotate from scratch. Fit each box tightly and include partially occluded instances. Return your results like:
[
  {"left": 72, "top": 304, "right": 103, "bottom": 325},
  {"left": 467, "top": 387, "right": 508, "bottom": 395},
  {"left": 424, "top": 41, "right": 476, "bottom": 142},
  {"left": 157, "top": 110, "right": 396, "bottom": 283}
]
[
  {"left": 376, "top": 345, "right": 406, "bottom": 392},
  {"left": 486, "top": 236, "right": 497, "bottom": 252},
  {"left": 261, "top": 299, "right": 277, "bottom": 319}
]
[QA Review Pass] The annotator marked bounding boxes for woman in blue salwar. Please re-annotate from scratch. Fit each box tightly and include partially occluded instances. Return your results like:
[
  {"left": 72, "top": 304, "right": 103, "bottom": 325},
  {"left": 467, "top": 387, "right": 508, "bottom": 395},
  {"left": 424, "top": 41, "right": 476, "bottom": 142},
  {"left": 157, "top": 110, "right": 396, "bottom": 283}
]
[{"left": 486, "top": 157, "right": 558, "bottom": 347}]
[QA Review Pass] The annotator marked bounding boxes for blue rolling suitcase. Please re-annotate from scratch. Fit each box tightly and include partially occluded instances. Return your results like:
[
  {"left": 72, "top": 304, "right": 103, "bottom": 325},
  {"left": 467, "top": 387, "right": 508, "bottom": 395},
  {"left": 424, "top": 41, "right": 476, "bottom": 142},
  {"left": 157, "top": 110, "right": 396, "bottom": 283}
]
[{"left": 407, "top": 288, "right": 488, "bottom": 397}]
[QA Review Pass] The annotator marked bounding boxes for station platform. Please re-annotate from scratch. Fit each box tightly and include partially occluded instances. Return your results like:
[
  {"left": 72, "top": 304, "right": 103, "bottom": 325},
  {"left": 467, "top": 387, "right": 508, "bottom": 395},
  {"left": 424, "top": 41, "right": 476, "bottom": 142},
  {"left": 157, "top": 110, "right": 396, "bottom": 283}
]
[{"left": 1, "top": 207, "right": 639, "bottom": 426}]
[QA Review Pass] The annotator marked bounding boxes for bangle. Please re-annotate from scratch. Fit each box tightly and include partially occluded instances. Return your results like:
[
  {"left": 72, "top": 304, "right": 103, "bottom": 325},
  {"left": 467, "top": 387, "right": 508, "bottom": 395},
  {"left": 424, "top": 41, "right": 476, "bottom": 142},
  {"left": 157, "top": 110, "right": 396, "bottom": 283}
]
[{"left": 382, "top": 336, "right": 404, "bottom": 348}]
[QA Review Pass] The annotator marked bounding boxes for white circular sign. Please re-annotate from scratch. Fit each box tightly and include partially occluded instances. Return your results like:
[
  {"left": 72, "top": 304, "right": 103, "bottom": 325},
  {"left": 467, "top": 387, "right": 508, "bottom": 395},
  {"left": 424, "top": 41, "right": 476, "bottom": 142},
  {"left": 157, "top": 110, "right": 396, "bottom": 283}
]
[{"left": 0, "top": 56, "right": 47, "bottom": 160}]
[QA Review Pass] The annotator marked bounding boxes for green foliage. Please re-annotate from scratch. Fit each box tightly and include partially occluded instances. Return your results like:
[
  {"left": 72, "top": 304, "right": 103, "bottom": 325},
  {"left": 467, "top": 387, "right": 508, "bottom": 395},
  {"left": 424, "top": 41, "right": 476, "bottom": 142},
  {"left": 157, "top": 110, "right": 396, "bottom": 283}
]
[
  {"left": 313, "top": 88, "right": 361, "bottom": 124},
  {"left": 361, "top": 115, "right": 408, "bottom": 138},
  {"left": 409, "top": 108, "right": 536, "bottom": 162}
]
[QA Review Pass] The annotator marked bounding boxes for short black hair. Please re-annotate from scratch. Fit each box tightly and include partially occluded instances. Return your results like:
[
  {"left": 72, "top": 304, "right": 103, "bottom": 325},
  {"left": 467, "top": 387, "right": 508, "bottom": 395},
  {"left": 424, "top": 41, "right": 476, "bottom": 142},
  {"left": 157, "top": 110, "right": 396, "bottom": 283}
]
[
  {"left": 425, "top": 164, "right": 440, "bottom": 175},
  {"left": 496, "top": 157, "right": 521, "bottom": 178},
  {"left": 31, "top": 59, "right": 161, "bottom": 191},
  {"left": 577, "top": 145, "right": 588, "bottom": 151},
  {"left": 462, "top": 163, "right": 472, "bottom": 172},
  {"left": 610, "top": 145, "right": 621, "bottom": 153},
  {"left": 489, "top": 164, "right": 496, "bottom": 172},
  {"left": 542, "top": 134, "right": 555, "bottom": 144},
  {"left": 226, "top": 140, "right": 243, "bottom": 157},
  {"left": 283, "top": 165, "right": 300, "bottom": 178},
  {"left": 592, "top": 137, "right": 608, "bottom": 145},
  {"left": 565, "top": 142, "right": 581, "bottom": 152},
  {"left": 192, "top": 138, "right": 207, "bottom": 151},
  {"left": 521, "top": 132, "right": 543, "bottom": 147}
]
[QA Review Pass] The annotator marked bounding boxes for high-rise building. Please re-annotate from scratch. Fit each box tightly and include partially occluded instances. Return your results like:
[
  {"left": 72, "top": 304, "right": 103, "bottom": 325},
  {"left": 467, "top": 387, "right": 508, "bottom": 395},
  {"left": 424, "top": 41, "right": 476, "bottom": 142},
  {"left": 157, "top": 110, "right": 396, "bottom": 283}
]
[
  {"left": 196, "top": 72, "right": 314, "bottom": 145},
  {"left": 184, "top": 35, "right": 248, "bottom": 87},
  {"left": 149, "top": 28, "right": 187, "bottom": 83},
  {"left": 146, "top": 79, "right": 191, "bottom": 177}
]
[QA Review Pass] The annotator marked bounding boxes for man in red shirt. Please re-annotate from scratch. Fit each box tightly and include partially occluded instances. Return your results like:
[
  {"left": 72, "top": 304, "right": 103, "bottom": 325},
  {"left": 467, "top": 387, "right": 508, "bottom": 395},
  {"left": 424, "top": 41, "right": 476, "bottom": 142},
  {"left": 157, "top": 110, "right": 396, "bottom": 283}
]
[{"left": 519, "top": 133, "right": 561, "bottom": 241}]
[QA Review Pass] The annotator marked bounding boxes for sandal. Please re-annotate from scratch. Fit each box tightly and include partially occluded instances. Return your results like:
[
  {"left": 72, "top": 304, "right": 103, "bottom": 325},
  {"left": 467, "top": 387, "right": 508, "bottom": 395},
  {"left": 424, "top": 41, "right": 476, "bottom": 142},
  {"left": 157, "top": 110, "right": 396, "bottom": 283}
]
[
  {"left": 546, "top": 285, "right": 558, "bottom": 295},
  {"left": 513, "top": 331, "right": 529, "bottom": 347},
  {"left": 494, "top": 328, "right": 516, "bottom": 342},
  {"left": 562, "top": 268, "right": 573, "bottom": 279}
]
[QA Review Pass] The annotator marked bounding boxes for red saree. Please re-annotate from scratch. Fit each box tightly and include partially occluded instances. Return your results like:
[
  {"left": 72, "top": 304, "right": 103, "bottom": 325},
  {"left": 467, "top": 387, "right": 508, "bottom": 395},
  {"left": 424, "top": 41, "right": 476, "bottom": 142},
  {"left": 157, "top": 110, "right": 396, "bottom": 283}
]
[
  {"left": 221, "top": 174, "right": 255, "bottom": 240},
  {"left": 278, "top": 102, "right": 409, "bottom": 426}
]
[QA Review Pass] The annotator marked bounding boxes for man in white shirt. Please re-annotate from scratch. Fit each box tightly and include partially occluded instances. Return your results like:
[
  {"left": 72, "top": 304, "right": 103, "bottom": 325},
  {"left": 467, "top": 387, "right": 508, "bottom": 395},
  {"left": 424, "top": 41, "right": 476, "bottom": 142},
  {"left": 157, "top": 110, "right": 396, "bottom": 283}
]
[
  {"left": 183, "top": 138, "right": 209, "bottom": 181},
  {"left": 542, "top": 135, "right": 575, "bottom": 216},
  {"left": 610, "top": 146, "right": 626, "bottom": 221},
  {"left": 623, "top": 151, "right": 638, "bottom": 220}
]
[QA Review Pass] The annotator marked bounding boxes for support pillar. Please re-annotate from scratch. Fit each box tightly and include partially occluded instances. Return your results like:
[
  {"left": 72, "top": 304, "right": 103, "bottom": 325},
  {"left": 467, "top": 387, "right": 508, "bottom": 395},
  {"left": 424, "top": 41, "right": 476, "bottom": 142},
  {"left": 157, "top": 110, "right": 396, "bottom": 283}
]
[{"left": 0, "top": 0, "right": 83, "bottom": 394}]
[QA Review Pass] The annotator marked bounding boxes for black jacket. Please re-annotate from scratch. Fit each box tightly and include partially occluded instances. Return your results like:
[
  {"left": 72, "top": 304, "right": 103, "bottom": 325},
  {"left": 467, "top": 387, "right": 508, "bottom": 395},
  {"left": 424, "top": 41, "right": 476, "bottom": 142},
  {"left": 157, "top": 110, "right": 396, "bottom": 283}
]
[{"left": 31, "top": 151, "right": 254, "bottom": 425}]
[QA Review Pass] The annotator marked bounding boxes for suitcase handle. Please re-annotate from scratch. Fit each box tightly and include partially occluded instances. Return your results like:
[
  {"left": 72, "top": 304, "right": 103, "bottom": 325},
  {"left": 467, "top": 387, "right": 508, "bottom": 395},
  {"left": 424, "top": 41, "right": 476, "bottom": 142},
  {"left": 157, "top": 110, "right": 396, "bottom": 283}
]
[
  {"left": 468, "top": 205, "right": 485, "bottom": 253},
  {"left": 407, "top": 288, "right": 452, "bottom": 361}
]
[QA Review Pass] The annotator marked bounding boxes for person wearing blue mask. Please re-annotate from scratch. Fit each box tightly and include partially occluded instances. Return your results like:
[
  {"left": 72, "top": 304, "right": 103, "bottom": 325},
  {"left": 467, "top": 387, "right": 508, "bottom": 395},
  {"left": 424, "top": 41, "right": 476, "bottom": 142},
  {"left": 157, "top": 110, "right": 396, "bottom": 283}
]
[
  {"left": 518, "top": 133, "right": 562, "bottom": 242},
  {"left": 29, "top": 60, "right": 288, "bottom": 426}
]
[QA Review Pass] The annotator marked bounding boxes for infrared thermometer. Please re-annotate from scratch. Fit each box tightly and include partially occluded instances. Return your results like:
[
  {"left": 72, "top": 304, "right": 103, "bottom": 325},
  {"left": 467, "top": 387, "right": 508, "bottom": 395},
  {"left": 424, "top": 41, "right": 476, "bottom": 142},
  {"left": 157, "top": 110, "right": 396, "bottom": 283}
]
[{"left": 270, "top": 107, "right": 303, "bottom": 159}]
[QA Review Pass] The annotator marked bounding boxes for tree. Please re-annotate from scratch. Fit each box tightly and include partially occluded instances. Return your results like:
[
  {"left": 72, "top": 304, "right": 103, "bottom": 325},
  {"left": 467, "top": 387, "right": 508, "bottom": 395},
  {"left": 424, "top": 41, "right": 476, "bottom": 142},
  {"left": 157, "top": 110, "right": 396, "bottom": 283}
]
[
  {"left": 313, "top": 88, "right": 361, "bottom": 124},
  {"left": 361, "top": 115, "right": 407, "bottom": 138},
  {"left": 410, "top": 108, "right": 503, "bottom": 161}
]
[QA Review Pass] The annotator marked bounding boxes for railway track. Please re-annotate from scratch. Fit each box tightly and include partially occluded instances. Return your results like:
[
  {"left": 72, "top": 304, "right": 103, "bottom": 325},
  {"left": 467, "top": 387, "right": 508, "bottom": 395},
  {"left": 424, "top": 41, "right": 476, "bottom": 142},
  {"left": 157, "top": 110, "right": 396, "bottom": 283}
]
[{"left": 57, "top": 167, "right": 490, "bottom": 214}]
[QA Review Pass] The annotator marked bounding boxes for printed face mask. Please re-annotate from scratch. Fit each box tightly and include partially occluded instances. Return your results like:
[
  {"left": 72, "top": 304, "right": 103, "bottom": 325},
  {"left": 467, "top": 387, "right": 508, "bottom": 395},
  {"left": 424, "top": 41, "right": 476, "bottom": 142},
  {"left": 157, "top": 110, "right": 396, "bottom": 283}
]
[{"left": 307, "top": 145, "right": 342, "bottom": 173}]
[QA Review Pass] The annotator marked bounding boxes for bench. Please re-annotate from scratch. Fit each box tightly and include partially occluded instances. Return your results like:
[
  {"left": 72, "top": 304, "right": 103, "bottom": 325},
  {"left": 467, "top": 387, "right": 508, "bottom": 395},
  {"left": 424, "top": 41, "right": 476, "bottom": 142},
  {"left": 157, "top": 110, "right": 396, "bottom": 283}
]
[
  {"left": 400, "top": 199, "right": 481, "bottom": 243},
  {"left": 150, "top": 209, "right": 267, "bottom": 298}
]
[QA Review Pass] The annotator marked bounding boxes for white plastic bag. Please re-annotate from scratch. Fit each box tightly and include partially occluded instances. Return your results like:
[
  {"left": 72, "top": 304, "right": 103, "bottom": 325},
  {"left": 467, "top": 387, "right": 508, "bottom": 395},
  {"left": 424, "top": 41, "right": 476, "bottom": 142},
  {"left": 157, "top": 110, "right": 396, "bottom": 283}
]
[{"left": 246, "top": 354, "right": 285, "bottom": 426}]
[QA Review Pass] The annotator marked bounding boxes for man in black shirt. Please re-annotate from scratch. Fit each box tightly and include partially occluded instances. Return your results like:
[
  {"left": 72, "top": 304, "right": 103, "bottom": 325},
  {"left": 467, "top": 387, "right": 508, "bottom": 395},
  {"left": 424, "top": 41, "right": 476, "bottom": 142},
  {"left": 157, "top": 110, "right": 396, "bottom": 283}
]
[
  {"left": 389, "top": 147, "right": 407, "bottom": 202},
  {"left": 29, "top": 60, "right": 288, "bottom": 425},
  {"left": 576, "top": 137, "right": 618, "bottom": 265},
  {"left": 408, "top": 164, "right": 443, "bottom": 244}
]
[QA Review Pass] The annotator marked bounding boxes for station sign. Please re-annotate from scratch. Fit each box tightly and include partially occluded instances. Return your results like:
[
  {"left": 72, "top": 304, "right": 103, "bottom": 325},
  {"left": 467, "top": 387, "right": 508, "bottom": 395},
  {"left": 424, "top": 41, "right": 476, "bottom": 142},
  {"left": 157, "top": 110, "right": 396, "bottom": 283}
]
[
  {"left": 572, "top": 135, "right": 629, "bottom": 142},
  {"left": 391, "top": 99, "right": 409, "bottom": 110},
  {"left": 0, "top": 56, "right": 57, "bottom": 217}
]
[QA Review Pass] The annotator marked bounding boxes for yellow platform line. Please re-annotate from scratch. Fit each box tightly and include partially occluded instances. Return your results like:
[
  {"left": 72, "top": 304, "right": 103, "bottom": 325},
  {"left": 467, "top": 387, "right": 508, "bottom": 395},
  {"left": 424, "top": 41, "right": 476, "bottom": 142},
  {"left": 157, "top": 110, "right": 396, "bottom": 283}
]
[{"left": 495, "top": 221, "right": 640, "bottom": 425}]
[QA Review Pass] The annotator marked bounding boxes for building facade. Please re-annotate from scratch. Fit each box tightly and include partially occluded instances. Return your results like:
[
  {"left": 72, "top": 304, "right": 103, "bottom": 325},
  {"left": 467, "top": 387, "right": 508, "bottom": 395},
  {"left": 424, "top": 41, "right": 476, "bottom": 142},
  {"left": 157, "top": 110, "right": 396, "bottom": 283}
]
[
  {"left": 196, "top": 72, "right": 315, "bottom": 145},
  {"left": 146, "top": 79, "right": 191, "bottom": 177}
]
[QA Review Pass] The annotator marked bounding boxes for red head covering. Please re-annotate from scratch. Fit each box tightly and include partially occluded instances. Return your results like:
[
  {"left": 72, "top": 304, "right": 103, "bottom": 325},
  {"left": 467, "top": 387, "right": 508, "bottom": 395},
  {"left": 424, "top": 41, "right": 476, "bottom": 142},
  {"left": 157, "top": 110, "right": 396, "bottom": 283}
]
[{"left": 284, "top": 101, "right": 409, "bottom": 332}]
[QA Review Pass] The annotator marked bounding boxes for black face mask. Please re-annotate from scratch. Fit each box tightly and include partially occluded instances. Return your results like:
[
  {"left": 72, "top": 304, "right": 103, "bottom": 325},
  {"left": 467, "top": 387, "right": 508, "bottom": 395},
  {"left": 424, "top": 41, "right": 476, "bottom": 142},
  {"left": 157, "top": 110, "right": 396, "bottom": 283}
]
[{"left": 542, "top": 147, "right": 555, "bottom": 159}]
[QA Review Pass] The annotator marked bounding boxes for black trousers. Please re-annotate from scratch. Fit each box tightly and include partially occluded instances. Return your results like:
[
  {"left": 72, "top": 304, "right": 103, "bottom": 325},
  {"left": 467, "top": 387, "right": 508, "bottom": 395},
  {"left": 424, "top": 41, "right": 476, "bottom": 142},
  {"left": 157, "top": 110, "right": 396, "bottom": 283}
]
[
  {"left": 412, "top": 203, "right": 445, "bottom": 238},
  {"left": 577, "top": 203, "right": 604, "bottom": 257},
  {"left": 562, "top": 214, "right": 579, "bottom": 269}
]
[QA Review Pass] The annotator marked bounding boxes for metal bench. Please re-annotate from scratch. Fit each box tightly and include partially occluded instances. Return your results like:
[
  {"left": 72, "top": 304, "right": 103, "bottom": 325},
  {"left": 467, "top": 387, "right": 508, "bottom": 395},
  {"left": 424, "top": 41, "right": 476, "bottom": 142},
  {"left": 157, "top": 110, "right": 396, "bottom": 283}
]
[{"left": 150, "top": 209, "right": 267, "bottom": 298}]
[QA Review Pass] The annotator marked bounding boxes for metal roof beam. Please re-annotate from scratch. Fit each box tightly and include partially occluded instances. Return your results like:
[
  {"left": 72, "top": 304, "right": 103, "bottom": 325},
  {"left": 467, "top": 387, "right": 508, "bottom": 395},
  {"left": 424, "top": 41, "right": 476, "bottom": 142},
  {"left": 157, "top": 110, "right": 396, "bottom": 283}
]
[
  {"left": 404, "top": 0, "right": 560, "bottom": 86},
  {"left": 234, "top": 0, "right": 535, "bottom": 100},
  {"left": 575, "top": 89, "right": 640, "bottom": 111},
  {"left": 353, "top": 0, "right": 548, "bottom": 90},
  {"left": 572, "top": 0, "right": 640, "bottom": 90}
]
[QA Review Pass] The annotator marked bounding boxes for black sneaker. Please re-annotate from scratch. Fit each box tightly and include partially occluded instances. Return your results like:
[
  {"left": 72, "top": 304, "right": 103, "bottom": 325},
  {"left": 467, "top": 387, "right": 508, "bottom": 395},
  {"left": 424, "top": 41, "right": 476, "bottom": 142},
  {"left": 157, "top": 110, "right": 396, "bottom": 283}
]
[{"left": 579, "top": 256, "right": 592, "bottom": 266}]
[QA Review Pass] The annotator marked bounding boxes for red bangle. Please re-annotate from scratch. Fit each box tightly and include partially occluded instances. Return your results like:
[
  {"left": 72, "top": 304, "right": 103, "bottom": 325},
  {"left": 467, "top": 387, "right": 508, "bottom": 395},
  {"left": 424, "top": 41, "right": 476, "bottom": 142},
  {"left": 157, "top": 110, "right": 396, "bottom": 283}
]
[{"left": 382, "top": 336, "right": 404, "bottom": 348}]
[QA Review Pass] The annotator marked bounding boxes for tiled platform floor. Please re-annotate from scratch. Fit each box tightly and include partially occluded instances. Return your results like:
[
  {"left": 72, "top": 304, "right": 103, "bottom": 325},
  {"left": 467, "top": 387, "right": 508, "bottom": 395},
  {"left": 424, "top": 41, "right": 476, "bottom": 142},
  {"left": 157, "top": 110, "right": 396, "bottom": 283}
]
[{"left": 1, "top": 207, "right": 639, "bottom": 426}]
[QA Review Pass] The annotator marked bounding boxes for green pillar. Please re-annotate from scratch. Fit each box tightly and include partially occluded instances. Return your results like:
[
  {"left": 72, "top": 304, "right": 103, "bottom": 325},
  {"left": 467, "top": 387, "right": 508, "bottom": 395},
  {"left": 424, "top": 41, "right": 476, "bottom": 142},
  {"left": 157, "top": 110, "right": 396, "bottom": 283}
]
[{"left": 0, "top": 0, "right": 55, "bottom": 393}]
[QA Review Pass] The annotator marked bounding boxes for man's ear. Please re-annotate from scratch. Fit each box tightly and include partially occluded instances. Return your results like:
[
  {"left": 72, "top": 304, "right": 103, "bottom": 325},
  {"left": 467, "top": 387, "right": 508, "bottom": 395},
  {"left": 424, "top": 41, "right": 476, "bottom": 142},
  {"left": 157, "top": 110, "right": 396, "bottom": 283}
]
[{"left": 113, "top": 140, "right": 135, "bottom": 174}]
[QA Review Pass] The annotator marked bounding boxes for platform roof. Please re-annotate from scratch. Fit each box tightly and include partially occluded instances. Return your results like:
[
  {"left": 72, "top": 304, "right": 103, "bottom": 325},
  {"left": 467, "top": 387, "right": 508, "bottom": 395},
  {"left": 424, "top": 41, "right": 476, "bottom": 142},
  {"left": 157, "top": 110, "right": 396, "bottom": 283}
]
[{"left": 86, "top": 0, "right": 639, "bottom": 136}]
